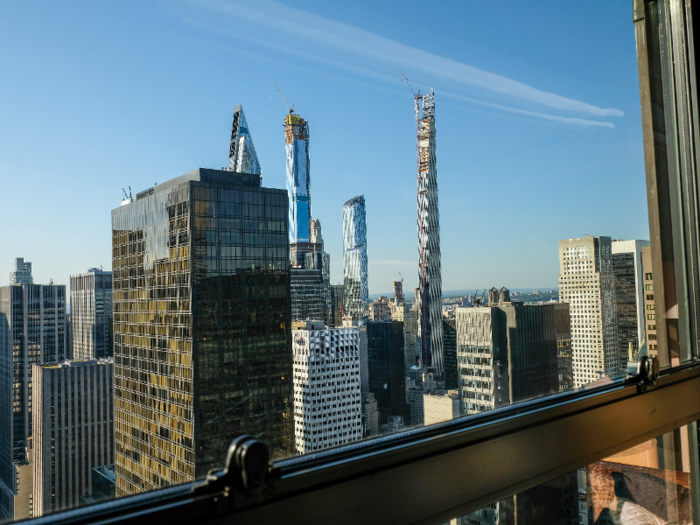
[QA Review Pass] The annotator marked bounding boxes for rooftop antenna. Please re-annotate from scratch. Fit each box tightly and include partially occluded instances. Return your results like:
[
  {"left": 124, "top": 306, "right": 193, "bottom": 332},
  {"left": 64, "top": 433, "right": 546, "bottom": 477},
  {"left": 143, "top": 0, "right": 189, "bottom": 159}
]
[{"left": 274, "top": 84, "right": 294, "bottom": 114}]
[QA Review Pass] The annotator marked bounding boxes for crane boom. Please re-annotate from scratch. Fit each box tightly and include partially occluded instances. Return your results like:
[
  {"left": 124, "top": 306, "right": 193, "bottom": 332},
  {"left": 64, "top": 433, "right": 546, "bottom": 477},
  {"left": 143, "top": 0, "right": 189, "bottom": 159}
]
[{"left": 274, "top": 84, "right": 294, "bottom": 114}]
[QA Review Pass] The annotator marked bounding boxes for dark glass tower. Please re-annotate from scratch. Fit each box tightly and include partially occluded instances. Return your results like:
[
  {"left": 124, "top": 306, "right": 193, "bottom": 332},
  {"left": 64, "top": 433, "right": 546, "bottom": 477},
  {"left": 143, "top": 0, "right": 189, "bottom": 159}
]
[
  {"left": 366, "top": 321, "right": 408, "bottom": 426},
  {"left": 112, "top": 168, "right": 292, "bottom": 497}
]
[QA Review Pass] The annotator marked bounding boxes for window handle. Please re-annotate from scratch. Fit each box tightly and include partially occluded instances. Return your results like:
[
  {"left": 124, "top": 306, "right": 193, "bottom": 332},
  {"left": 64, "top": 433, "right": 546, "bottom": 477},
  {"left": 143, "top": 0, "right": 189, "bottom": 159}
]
[{"left": 630, "top": 355, "right": 660, "bottom": 393}]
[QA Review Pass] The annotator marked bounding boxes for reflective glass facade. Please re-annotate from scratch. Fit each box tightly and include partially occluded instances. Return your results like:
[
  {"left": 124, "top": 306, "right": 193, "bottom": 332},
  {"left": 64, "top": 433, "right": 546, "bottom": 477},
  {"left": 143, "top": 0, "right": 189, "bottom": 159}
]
[
  {"left": 112, "top": 168, "right": 292, "bottom": 497},
  {"left": 226, "top": 104, "right": 261, "bottom": 175},
  {"left": 70, "top": 269, "right": 113, "bottom": 360},
  {"left": 285, "top": 113, "right": 311, "bottom": 243},
  {"left": 342, "top": 196, "right": 368, "bottom": 320}
]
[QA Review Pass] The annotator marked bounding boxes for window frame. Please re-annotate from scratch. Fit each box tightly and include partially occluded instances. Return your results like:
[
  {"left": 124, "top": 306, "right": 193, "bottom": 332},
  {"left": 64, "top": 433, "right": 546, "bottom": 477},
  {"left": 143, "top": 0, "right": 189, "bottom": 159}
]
[{"left": 19, "top": 0, "right": 700, "bottom": 524}]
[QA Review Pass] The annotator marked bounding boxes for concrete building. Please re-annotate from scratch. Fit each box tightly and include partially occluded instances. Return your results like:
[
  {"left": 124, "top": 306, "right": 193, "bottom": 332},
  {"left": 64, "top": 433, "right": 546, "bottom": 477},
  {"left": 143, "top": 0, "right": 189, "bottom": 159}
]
[
  {"left": 0, "top": 279, "right": 67, "bottom": 520},
  {"left": 641, "top": 246, "right": 657, "bottom": 357},
  {"left": 369, "top": 296, "right": 392, "bottom": 321},
  {"left": 367, "top": 321, "right": 408, "bottom": 426},
  {"left": 112, "top": 167, "right": 292, "bottom": 496},
  {"left": 70, "top": 269, "right": 113, "bottom": 360},
  {"left": 361, "top": 392, "right": 379, "bottom": 438},
  {"left": 423, "top": 390, "right": 461, "bottom": 426},
  {"left": 559, "top": 236, "right": 620, "bottom": 387},
  {"left": 611, "top": 240, "right": 650, "bottom": 358},
  {"left": 456, "top": 301, "right": 570, "bottom": 415},
  {"left": 9, "top": 258, "right": 33, "bottom": 285},
  {"left": 290, "top": 268, "right": 327, "bottom": 322},
  {"left": 291, "top": 321, "right": 362, "bottom": 454},
  {"left": 32, "top": 360, "right": 114, "bottom": 516}
]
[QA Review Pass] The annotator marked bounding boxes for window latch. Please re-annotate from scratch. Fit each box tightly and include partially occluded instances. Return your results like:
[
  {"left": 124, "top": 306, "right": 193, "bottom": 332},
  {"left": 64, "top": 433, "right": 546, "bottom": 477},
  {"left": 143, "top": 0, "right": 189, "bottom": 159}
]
[
  {"left": 630, "top": 355, "right": 660, "bottom": 393},
  {"left": 193, "top": 434, "right": 272, "bottom": 513}
]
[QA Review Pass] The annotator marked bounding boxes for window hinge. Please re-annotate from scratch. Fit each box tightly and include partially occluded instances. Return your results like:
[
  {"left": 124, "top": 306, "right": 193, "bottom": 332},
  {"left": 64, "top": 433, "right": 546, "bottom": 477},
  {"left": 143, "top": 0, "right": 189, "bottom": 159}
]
[
  {"left": 630, "top": 355, "right": 660, "bottom": 394},
  {"left": 192, "top": 434, "right": 272, "bottom": 514}
]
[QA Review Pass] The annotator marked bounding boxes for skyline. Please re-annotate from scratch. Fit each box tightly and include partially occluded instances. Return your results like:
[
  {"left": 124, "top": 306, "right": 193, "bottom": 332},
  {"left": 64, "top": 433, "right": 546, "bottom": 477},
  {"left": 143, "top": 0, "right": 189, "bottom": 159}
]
[{"left": 0, "top": 1, "right": 648, "bottom": 293}]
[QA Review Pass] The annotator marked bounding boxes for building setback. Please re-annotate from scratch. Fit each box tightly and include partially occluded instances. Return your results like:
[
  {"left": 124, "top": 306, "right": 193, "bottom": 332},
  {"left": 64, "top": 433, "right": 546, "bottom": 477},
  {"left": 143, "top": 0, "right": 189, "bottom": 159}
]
[
  {"left": 366, "top": 321, "right": 408, "bottom": 426},
  {"left": 559, "top": 236, "right": 620, "bottom": 387},
  {"left": 291, "top": 321, "right": 362, "bottom": 454},
  {"left": 0, "top": 280, "right": 67, "bottom": 521},
  {"left": 342, "top": 196, "right": 369, "bottom": 320},
  {"left": 455, "top": 302, "right": 570, "bottom": 415},
  {"left": 70, "top": 269, "right": 113, "bottom": 360},
  {"left": 32, "top": 360, "right": 114, "bottom": 517},
  {"left": 112, "top": 168, "right": 292, "bottom": 497}
]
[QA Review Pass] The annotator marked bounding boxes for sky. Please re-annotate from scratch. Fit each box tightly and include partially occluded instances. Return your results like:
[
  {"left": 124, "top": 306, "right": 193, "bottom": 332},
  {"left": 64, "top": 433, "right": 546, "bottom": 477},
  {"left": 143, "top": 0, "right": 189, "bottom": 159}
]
[{"left": 0, "top": 0, "right": 648, "bottom": 296}]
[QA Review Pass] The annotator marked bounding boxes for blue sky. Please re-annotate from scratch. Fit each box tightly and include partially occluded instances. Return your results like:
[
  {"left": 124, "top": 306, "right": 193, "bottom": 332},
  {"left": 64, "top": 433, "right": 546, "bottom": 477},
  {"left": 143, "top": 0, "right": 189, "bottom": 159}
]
[{"left": 0, "top": 0, "right": 648, "bottom": 295}]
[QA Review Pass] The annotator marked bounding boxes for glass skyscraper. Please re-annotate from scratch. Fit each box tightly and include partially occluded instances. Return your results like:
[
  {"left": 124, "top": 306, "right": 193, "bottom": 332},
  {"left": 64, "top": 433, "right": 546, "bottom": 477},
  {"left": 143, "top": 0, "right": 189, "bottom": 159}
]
[
  {"left": 285, "top": 112, "right": 311, "bottom": 244},
  {"left": 111, "top": 168, "right": 292, "bottom": 497},
  {"left": 70, "top": 268, "right": 113, "bottom": 360},
  {"left": 226, "top": 104, "right": 261, "bottom": 175},
  {"left": 342, "top": 196, "right": 368, "bottom": 320}
]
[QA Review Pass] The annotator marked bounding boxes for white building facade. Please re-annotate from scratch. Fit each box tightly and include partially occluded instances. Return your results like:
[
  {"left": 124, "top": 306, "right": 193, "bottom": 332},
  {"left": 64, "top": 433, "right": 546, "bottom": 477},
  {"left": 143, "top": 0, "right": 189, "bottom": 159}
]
[{"left": 292, "top": 321, "right": 362, "bottom": 454}]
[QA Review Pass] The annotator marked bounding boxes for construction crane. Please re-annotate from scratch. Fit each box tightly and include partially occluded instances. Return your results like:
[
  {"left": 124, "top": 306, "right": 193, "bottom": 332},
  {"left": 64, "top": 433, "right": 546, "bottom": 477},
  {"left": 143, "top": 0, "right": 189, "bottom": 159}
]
[
  {"left": 274, "top": 84, "right": 295, "bottom": 114},
  {"left": 402, "top": 73, "right": 421, "bottom": 99}
]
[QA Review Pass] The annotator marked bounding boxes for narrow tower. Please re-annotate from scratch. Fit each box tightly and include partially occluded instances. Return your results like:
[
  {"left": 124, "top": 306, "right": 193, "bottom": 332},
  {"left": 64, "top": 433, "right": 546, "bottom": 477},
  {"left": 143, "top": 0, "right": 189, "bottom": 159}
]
[
  {"left": 285, "top": 111, "right": 311, "bottom": 244},
  {"left": 343, "top": 196, "right": 369, "bottom": 320},
  {"left": 414, "top": 89, "right": 443, "bottom": 375},
  {"left": 226, "top": 104, "right": 261, "bottom": 175}
]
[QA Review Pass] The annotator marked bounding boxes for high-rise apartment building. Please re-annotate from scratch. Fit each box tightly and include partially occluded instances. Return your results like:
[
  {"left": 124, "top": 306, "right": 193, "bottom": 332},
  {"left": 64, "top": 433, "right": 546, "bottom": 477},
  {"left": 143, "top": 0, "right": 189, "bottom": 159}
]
[
  {"left": 226, "top": 104, "right": 261, "bottom": 175},
  {"left": 285, "top": 111, "right": 311, "bottom": 244},
  {"left": 32, "top": 360, "right": 114, "bottom": 516},
  {"left": 414, "top": 90, "right": 443, "bottom": 376},
  {"left": 611, "top": 240, "right": 650, "bottom": 358},
  {"left": 641, "top": 246, "right": 657, "bottom": 357},
  {"left": 0, "top": 279, "right": 67, "bottom": 520},
  {"left": 369, "top": 297, "right": 392, "bottom": 321},
  {"left": 111, "top": 167, "right": 292, "bottom": 497},
  {"left": 70, "top": 269, "right": 113, "bottom": 360},
  {"left": 291, "top": 321, "right": 362, "bottom": 454},
  {"left": 342, "top": 196, "right": 368, "bottom": 320},
  {"left": 290, "top": 268, "right": 327, "bottom": 322},
  {"left": 366, "top": 321, "right": 408, "bottom": 426},
  {"left": 9, "top": 258, "right": 32, "bottom": 285},
  {"left": 455, "top": 302, "right": 569, "bottom": 415},
  {"left": 559, "top": 236, "right": 620, "bottom": 387}
]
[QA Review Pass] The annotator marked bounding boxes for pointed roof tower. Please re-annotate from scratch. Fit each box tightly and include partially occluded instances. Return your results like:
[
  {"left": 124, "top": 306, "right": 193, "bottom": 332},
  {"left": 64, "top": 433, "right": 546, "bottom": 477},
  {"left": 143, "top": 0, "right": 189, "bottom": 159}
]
[{"left": 227, "top": 104, "right": 261, "bottom": 175}]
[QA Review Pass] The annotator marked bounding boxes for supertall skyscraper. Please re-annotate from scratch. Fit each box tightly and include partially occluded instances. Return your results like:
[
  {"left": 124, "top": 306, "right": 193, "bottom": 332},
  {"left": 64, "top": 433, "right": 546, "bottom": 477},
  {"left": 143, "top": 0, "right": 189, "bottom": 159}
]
[
  {"left": 0, "top": 272, "right": 67, "bottom": 520},
  {"left": 111, "top": 167, "right": 292, "bottom": 496},
  {"left": 413, "top": 89, "right": 443, "bottom": 375},
  {"left": 559, "top": 236, "right": 620, "bottom": 387},
  {"left": 70, "top": 268, "right": 113, "bottom": 360},
  {"left": 342, "top": 196, "right": 368, "bottom": 320},
  {"left": 226, "top": 104, "right": 261, "bottom": 175},
  {"left": 285, "top": 111, "right": 311, "bottom": 244}
]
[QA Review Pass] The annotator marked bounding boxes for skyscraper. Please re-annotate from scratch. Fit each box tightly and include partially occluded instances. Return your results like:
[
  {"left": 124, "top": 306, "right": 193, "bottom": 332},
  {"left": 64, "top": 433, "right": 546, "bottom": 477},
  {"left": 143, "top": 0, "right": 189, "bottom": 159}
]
[
  {"left": 414, "top": 89, "right": 443, "bottom": 376},
  {"left": 9, "top": 258, "right": 32, "bottom": 285},
  {"left": 330, "top": 284, "right": 346, "bottom": 327},
  {"left": 559, "top": 236, "right": 620, "bottom": 386},
  {"left": 0, "top": 278, "right": 67, "bottom": 520},
  {"left": 611, "top": 240, "right": 650, "bottom": 358},
  {"left": 342, "top": 196, "right": 368, "bottom": 320},
  {"left": 112, "top": 167, "right": 292, "bottom": 496},
  {"left": 32, "top": 359, "right": 114, "bottom": 516},
  {"left": 641, "top": 246, "right": 657, "bottom": 357},
  {"left": 70, "top": 268, "right": 113, "bottom": 360},
  {"left": 366, "top": 321, "right": 408, "bottom": 426},
  {"left": 285, "top": 111, "right": 311, "bottom": 244},
  {"left": 290, "top": 268, "right": 327, "bottom": 321},
  {"left": 455, "top": 301, "right": 569, "bottom": 414},
  {"left": 291, "top": 321, "right": 362, "bottom": 454},
  {"left": 226, "top": 104, "right": 261, "bottom": 175}
]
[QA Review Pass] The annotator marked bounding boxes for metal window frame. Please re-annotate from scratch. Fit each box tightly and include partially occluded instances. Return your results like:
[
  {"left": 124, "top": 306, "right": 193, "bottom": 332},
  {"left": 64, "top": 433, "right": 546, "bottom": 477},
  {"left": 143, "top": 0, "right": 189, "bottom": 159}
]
[{"left": 18, "top": 1, "right": 700, "bottom": 524}]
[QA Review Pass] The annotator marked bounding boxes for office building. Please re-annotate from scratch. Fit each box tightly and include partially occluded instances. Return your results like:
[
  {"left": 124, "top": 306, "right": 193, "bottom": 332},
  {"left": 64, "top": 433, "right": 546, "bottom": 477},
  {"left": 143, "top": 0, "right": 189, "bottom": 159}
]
[
  {"left": 366, "top": 321, "right": 408, "bottom": 426},
  {"left": 456, "top": 300, "right": 570, "bottom": 414},
  {"left": 112, "top": 167, "right": 292, "bottom": 496},
  {"left": 290, "top": 268, "right": 326, "bottom": 322},
  {"left": 304, "top": 250, "right": 331, "bottom": 323},
  {"left": 414, "top": 90, "right": 443, "bottom": 375},
  {"left": 225, "top": 104, "right": 261, "bottom": 175},
  {"left": 9, "top": 258, "right": 32, "bottom": 285},
  {"left": 70, "top": 269, "right": 113, "bottom": 360},
  {"left": 423, "top": 390, "right": 461, "bottom": 426},
  {"left": 342, "top": 196, "right": 369, "bottom": 320},
  {"left": 32, "top": 360, "right": 114, "bottom": 516},
  {"left": 291, "top": 321, "right": 362, "bottom": 454},
  {"left": 361, "top": 392, "right": 379, "bottom": 438},
  {"left": 330, "top": 284, "right": 346, "bottom": 327},
  {"left": 641, "top": 246, "right": 657, "bottom": 357},
  {"left": 442, "top": 319, "right": 458, "bottom": 390},
  {"left": 559, "top": 236, "right": 620, "bottom": 387},
  {"left": 0, "top": 278, "right": 67, "bottom": 520},
  {"left": 611, "top": 240, "right": 650, "bottom": 358}
]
